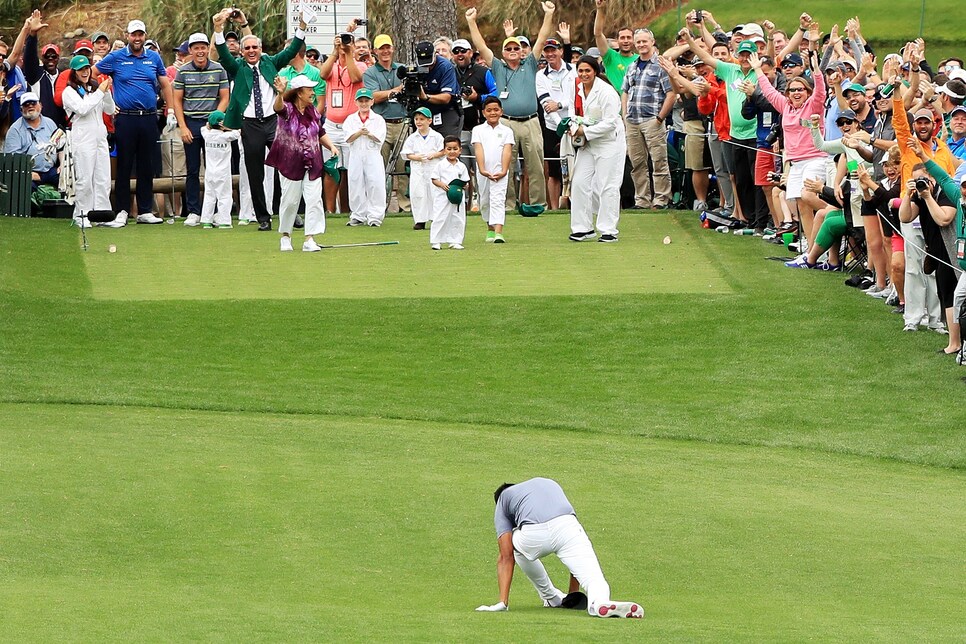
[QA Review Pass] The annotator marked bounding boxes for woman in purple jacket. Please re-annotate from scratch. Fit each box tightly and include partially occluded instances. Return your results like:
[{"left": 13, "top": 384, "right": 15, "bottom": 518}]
[{"left": 266, "top": 75, "right": 339, "bottom": 252}]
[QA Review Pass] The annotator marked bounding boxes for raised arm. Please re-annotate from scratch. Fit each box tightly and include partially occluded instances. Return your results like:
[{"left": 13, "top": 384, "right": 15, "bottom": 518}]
[
  {"left": 465, "top": 8, "right": 494, "bottom": 67},
  {"left": 749, "top": 53, "right": 788, "bottom": 111},
  {"left": 532, "top": 1, "right": 556, "bottom": 61},
  {"left": 778, "top": 14, "right": 811, "bottom": 61},
  {"left": 681, "top": 28, "right": 717, "bottom": 70},
  {"left": 592, "top": 0, "right": 609, "bottom": 55}
]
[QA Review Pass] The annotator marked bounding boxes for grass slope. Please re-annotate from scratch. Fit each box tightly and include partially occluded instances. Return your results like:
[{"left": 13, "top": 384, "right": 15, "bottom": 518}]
[
  {"left": 0, "top": 213, "right": 964, "bottom": 639},
  {"left": 649, "top": 1, "right": 964, "bottom": 62},
  {"left": 1, "top": 403, "right": 963, "bottom": 640}
]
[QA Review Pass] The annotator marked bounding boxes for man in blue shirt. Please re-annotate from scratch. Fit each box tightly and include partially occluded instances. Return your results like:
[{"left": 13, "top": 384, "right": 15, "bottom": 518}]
[
  {"left": 946, "top": 105, "right": 966, "bottom": 161},
  {"left": 93, "top": 19, "right": 175, "bottom": 224},
  {"left": 3, "top": 92, "right": 59, "bottom": 188}
]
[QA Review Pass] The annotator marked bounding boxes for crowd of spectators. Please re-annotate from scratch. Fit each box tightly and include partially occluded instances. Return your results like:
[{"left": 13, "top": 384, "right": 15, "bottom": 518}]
[{"left": 0, "top": 6, "right": 964, "bottom": 359}]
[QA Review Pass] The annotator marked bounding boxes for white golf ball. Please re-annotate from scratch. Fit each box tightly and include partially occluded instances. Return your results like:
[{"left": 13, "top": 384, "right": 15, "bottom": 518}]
[{"left": 108, "top": 244, "right": 117, "bottom": 253}]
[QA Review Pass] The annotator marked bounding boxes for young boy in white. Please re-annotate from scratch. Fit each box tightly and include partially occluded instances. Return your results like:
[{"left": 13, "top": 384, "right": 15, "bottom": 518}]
[
  {"left": 343, "top": 88, "right": 387, "bottom": 226},
  {"left": 195, "top": 110, "right": 240, "bottom": 229},
  {"left": 471, "top": 97, "right": 514, "bottom": 243},
  {"left": 402, "top": 107, "right": 445, "bottom": 230},
  {"left": 430, "top": 135, "right": 470, "bottom": 250}
]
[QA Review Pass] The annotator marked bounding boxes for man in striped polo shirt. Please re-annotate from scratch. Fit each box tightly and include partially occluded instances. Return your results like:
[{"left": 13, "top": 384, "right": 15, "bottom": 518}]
[{"left": 173, "top": 33, "right": 230, "bottom": 225}]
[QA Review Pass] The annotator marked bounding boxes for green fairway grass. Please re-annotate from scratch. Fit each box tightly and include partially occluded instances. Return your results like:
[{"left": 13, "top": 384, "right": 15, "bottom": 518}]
[
  {"left": 1, "top": 213, "right": 964, "bottom": 639},
  {"left": 77, "top": 215, "right": 728, "bottom": 300},
  {"left": 2, "top": 403, "right": 963, "bottom": 641}
]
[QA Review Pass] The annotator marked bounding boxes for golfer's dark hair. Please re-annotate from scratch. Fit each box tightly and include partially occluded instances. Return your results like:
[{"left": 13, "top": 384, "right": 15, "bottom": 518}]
[
  {"left": 576, "top": 55, "right": 613, "bottom": 88},
  {"left": 482, "top": 96, "right": 503, "bottom": 109},
  {"left": 494, "top": 482, "right": 515, "bottom": 504},
  {"left": 443, "top": 135, "right": 461, "bottom": 147}
]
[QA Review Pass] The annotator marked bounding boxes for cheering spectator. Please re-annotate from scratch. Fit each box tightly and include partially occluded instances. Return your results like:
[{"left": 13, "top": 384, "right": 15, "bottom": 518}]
[
  {"left": 536, "top": 37, "right": 575, "bottom": 210},
  {"left": 465, "top": 2, "right": 556, "bottom": 212},
  {"left": 592, "top": 0, "right": 635, "bottom": 92},
  {"left": 266, "top": 75, "right": 338, "bottom": 252}
]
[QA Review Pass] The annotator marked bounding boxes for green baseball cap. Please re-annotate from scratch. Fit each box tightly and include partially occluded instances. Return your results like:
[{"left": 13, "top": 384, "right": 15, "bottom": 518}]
[
  {"left": 324, "top": 156, "right": 341, "bottom": 183},
  {"left": 207, "top": 110, "right": 225, "bottom": 127},
  {"left": 69, "top": 55, "right": 91, "bottom": 71},
  {"left": 412, "top": 107, "right": 432, "bottom": 119},
  {"left": 446, "top": 184, "right": 464, "bottom": 205},
  {"left": 355, "top": 88, "right": 373, "bottom": 100},
  {"left": 844, "top": 83, "right": 866, "bottom": 96},
  {"left": 555, "top": 116, "right": 571, "bottom": 138},
  {"left": 518, "top": 203, "right": 545, "bottom": 217},
  {"left": 736, "top": 41, "right": 757, "bottom": 54}
]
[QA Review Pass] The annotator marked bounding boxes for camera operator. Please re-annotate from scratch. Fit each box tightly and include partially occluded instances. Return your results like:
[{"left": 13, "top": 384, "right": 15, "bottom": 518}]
[
  {"left": 318, "top": 23, "right": 367, "bottom": 215},
  {"left": 902, "top": 147, "right": 961, "bottom": 352},
  {"left": 452, "top": 38, "right": 496, "bottom": 192},
  {"left": 411, "top": 40, "right": 462, "bottom": 138},
  {"left": 364, "top": 34, "right": 410, "bottom": 211}
]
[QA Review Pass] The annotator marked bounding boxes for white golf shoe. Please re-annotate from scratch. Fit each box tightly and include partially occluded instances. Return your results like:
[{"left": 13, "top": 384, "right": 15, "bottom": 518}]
[
  {"left": 136, "top": 213, "right": 163, "bottom": 224},
  {"left": 591, "top": 600, "right": 644, "bottom": 619},
  {"left": 280, "top": 236, "right": 293, "bottom": 252},
  {"left": 183, "top": 213, "right": 201, "bottom": 227},
  {"left": 302, "top": 239, "right": 322, "bottom": 252}
]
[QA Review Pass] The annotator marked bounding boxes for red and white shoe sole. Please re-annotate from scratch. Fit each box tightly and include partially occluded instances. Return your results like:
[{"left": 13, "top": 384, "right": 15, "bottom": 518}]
[{"left": 595, "top": 602, "right": 644, "bottom": 618}]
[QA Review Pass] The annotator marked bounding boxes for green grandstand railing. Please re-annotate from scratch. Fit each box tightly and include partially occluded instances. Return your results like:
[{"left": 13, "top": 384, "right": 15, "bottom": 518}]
[{"left": 0, "top": 153, "right": 34, "bottom": 217}]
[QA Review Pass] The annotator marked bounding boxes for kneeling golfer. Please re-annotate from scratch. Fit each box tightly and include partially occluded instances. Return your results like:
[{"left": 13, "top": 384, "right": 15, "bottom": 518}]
[{"left": 476, "top": 477, "right": 644, "bottom": 618}]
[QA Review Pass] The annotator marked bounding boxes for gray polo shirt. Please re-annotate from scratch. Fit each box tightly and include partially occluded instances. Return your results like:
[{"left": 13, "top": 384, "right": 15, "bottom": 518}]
[
  {"left": 490, "top": 55, "right": 539, "bottom": 118},
  {"left": 494, "top": 477, "right": 576, "bottom": 537},
  {"left": 174, "top": 60, "right": 229, "bottom": 120}
]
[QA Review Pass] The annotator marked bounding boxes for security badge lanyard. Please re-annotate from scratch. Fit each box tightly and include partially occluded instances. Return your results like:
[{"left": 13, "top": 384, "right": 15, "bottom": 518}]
[
  {"left": 958, "top": 203, "right": 966, "bottom": 261},
  {"left": 331, "top": 63, "right": 353, "bottom": 109}
]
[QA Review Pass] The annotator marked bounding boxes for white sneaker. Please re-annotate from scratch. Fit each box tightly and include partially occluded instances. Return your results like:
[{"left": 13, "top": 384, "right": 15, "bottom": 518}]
[
  {"left": 302, "top": 239, "right": 322, "bottom": 252},
  {"left": 238, "top": 218, "right": 252, "bottom": 226},
  {"left": 592, "top": 601, "right": 645, "bottom": 619},
  {"left": 449, "top": 243, "right": 464, "bottom": 250},
  {"left": 100, "top": 211, "right": 128, "bottom": 228},
  {"left": 73, "top": 217, "right": 93, "bottom": 229},
  {"left": 903, "top": 323, "right": 918, "bottom": 332},
  {"left": 431, "top": 243, "right": 441, "bottom": 250},
  {"left": 136, "top": 213, "right": 163, "bottom": 224},
  {"left": 184, "top": 214, "right": 201, "bottom": 227},
  {"left": 280, "top": 236, "right": 293, "bottom": 252}
]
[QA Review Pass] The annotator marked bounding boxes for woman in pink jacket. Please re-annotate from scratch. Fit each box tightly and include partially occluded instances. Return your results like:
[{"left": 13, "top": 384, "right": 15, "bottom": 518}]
[{"left": 750, "top": 51, "right": 828, "bottom": 243}]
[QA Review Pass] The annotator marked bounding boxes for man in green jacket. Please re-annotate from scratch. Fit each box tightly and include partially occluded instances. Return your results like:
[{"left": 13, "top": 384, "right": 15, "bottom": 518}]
[{"left": 213, "top": 8, "right": 306, "bottom": 230}]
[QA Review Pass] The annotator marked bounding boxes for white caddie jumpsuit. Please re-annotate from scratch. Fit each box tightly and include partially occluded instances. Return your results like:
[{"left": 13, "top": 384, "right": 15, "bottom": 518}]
[
  {"left": 62, "top": 85, "right": 115, "bottom": 221},
  {"left": 402, "top": 129, "right": 445, "bottom": 226},
  {"left": 430, "top": 158, "right": 470, "bottom": 245},
  {"left": 200, "top": 127, "right": 240, "bottom": 226},
  {"left": 343, "top": 110, "right": 387, "bottom": 225},
  {"left": 569, "top": 78, "right": 626, "bottom": 236}
]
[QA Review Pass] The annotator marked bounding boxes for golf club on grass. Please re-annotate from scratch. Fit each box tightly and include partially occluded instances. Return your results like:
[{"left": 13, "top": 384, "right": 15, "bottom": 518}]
[{"left": 319, "top": 241, "right": 400, "bottom": 249}]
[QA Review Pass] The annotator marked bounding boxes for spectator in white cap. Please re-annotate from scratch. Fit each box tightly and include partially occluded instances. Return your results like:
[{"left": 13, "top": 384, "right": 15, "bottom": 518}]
[
  {"left": 92, "top": 18, "right": 175, "bottom": 225},
  {"left": 173, "top": 32, "right": 229, "bottom": 227},
  {"left": 3, "top": 91, "right": 60, "bottom": 189},
  {"left": 736, "top": 23, "right": 767, "bottom": 54}
]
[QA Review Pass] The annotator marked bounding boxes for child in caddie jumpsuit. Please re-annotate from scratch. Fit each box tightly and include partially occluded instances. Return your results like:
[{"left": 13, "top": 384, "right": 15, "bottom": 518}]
[
  {"left": 402, "top": 107, "right": 445, "bottom": 230},
  {"left": 471, "top": 96, "right": 514, "bottom": 243},
  {"left": 429, "top": 135, "right": 470, "bottom": 249},
  {"left": 200, "top": 110, "right": 240, "bottom": 229},
  {"left": 343, "top": 88, "right": 387, "bottom": 226}
]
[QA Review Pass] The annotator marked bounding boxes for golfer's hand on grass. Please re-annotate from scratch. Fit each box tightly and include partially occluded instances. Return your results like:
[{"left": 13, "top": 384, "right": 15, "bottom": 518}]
[{"left": 475, "top": 601, "right": 507, "bottom": 612}]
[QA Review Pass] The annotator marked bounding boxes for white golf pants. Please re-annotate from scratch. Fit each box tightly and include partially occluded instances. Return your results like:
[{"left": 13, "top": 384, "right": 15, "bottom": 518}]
[
  {"left": 477, "top": 173, "right": 508, "bottom": 227},
  {"left": 901, "top": 222, "right": 942, "bottom": 328},
  {"left": 278, "top": 172, "right": 325, "bottom": 236},
  {"left": 570, "top": 141, "right": 624, "bottom": 236},
  {"left": 511, "top": 514, "right": 610, "bottom": 615}
]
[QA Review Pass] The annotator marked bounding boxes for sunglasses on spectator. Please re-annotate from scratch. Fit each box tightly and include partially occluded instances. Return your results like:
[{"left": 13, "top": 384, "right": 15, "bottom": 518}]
[
  {"left": 243, "top": 45, "right": 260, "bottom": 50},
  {"left": 781, "top": 62, "right": 801, "bottom": 68},
  {"left": 22, "top": 100, "right": 38, "bottom": 106},
  {"left": 452, "top": 48, "right": 469, "bottom": 54},
  {"left": 43, "top": 54, "right": 58, "bottom": 59},
  {"left": 306, "top": 53, "right": 318, "bottom": 59},
  {"left": 787, "top": 87, "right": 808, "bottom": 93},
  {"left": 836, "top": 119, "right": 856, "bottom": 126},
  {"left": 504, "top": 46, "right": 521, "bottom": 51}
]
